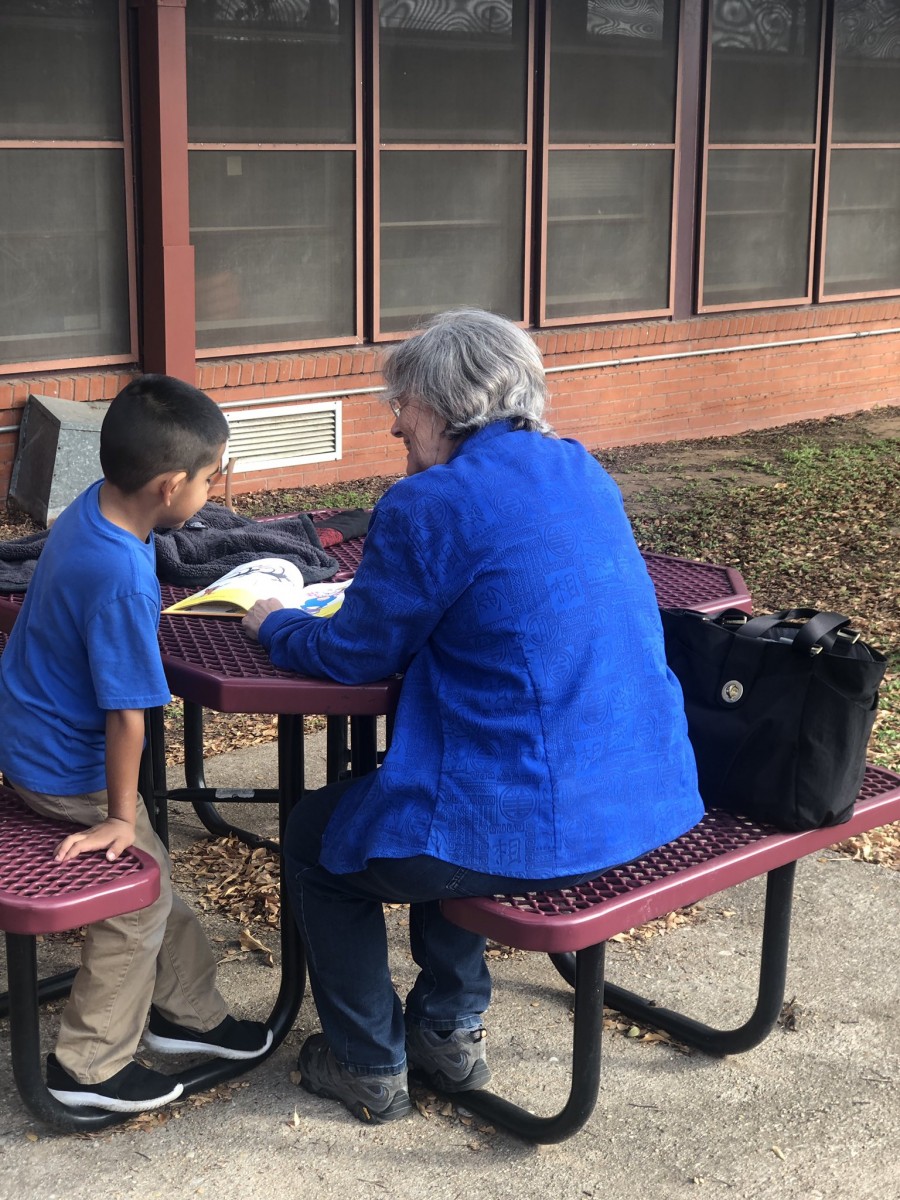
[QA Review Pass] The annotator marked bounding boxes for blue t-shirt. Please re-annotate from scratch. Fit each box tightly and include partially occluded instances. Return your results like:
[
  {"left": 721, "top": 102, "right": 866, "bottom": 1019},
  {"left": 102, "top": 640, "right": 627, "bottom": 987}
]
[
  {"left": 0, "top": 480, "right": 172, "bottom": 794},
  {"left": 260, "top": 422, "right": 704, "bottom": 878}
]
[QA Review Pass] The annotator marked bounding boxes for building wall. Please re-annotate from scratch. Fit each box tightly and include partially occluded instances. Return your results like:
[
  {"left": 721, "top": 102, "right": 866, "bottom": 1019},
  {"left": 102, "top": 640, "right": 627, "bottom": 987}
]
[{"left": 2, "top": 296, "right": 898, "bottom": 507}]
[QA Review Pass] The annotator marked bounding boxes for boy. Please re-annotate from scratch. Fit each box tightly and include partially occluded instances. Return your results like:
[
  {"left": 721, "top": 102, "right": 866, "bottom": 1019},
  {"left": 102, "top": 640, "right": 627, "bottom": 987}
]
[{"left": 0, "top": 375, "right": 272, "bottom": 1114}]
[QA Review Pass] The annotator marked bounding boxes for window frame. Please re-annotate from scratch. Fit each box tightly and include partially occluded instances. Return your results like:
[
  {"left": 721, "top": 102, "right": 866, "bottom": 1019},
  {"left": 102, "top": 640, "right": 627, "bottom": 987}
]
[
  {"left": 0, "top": 0, "right": 138, "bottom": 374},
  {"left": 187, "top": 0, "right": 365, "bottom": 360},
  {"left": 696, "top": 0, "right": 828, "bottom": 314},
  {"left": 370, "top": 0, "right": 536, "bottom": 342},
  {"left": 6, "top": 0, "right": 900, "bottom": 380},
  {"left": 537, "top": 0, "right": 684, "bottom": 327},
  {"left": 817, "top": 1, "right": 900, "bottom": 302}
]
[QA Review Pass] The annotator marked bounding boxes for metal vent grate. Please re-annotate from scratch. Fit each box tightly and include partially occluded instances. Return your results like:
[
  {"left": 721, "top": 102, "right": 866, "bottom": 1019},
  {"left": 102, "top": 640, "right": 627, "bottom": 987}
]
[{"left": 224, "top": 401, "right": 341, "bottom": 473}]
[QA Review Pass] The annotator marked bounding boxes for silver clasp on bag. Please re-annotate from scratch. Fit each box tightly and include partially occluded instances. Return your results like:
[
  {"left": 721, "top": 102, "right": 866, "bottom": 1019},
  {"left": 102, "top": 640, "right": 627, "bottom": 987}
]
[
  {"left": 720, "top": 613, "right": 750, "bottom": 630},
  {"left": 721, "top": 680, "right": 744, "bottom": 702},
  {"left": 837, "top": 628, "right": 862, "bottom": 644}
]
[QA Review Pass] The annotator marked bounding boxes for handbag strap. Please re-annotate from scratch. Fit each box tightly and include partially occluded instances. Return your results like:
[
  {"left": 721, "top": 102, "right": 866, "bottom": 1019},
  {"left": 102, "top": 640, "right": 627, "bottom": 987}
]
[{"left": 735, "top": 608, "right": 851, "bottom": 654}]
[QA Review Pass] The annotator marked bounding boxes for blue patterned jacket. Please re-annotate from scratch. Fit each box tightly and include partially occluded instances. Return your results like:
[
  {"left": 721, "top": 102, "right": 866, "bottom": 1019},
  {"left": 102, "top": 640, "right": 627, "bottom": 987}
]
[{"left": 259, "top": 421, "right": 703, "bottom": 877}]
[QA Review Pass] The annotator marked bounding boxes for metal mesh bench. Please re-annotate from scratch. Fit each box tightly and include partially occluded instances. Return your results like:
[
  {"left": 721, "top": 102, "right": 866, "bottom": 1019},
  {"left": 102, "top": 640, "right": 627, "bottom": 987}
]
[
  {"left": 441, "top": 765, "right": 900, "bottom": 1144},
  {"left": 0, "top": 784, "right": 161, "bottom": 1132}
]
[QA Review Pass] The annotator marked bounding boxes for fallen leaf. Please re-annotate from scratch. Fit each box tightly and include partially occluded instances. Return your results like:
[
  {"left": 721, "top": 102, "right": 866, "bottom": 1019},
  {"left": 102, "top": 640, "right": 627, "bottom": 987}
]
[{"left": 238, "top": 927, "right": 275, "bottom": 967}]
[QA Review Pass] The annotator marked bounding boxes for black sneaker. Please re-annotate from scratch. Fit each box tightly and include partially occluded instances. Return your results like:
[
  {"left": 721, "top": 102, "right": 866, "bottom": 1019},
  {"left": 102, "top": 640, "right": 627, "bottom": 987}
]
[
  {"left": 406, "top": 1026, "right": 491, "bottom": 1092},
  {"left": 143, "top": 1008, "right": 273, "bottom": 1061},
  {"left": 46, "top": 1053, "right": 183, "bottom": 1114},
  {"left": 297, "top": 1033, "right": 413, "bottom": 1124}
]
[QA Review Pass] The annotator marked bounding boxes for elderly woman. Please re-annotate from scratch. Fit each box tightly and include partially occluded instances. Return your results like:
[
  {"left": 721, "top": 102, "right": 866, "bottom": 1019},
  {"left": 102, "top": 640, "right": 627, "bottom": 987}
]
[{"left": 243, "top": 309, "right": 702, "bottom": 1124}]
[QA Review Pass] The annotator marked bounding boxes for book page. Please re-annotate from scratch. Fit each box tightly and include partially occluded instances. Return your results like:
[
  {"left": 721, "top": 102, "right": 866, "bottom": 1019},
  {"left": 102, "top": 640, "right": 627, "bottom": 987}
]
[{"left": 162, "top": 557, "right": 349, "bottom": 617}]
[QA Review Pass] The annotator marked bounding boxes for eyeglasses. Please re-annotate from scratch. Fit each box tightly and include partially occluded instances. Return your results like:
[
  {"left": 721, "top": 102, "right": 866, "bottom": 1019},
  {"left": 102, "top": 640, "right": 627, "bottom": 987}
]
[{"left": 389, "top": 399, "right": 402, "bottom": 418}]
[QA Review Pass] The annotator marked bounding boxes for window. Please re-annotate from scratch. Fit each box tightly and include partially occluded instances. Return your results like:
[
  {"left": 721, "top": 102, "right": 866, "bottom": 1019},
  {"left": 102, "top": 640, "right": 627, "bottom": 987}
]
[
  {"left": 3, "top": 1, "right": 900, "bottom": 376},
  {"left": 542, "top": 0, "right": 680, "bottom": 322},
  {"left": 179, "top": 0, "right": 900, "bottom": 344},
  {"left": 374, "top": 0, "right": 531, "bottom": 336},
  {"left": 699, "top": 0, "right": 823, "bottom": 310},
  {"left": 186, "top": 0, "right": 361, "bottom": 353},
  {"left": 822, "top": 0, "right": 900, "bottom": 297},
  {"left": 0, "top": 0, "right": 133, "bottom": 369}
]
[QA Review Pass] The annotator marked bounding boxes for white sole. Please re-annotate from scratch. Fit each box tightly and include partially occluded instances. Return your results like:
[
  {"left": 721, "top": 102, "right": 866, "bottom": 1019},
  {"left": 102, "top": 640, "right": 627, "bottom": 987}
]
[
  {"left": 143, "top": 1027, "right": 274, "bottom": 1060},
  {"left": 47, "top": 1081, "right": 183, "bottom": 1113}
]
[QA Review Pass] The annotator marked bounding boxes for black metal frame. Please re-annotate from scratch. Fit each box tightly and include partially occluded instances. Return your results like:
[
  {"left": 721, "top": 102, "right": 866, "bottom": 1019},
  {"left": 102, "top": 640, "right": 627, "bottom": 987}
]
[
  {"left": 148, "top": 703, "right": 282, "bottom": 853},
  {"left": 451, "top": 862, "right": 796, "bottom": 1144},
  {"left": 154, "top": 703, "right": 382, "bottom": 852},
  {"left": 1, "top": 710, "right": 307, "bottom": 1134}
]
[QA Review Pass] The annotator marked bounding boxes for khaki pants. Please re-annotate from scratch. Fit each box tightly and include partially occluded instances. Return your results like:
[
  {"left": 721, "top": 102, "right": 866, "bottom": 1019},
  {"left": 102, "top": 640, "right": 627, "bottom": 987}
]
[{"left": 11, "top": 781, "right": 229, "bottom": 1084}]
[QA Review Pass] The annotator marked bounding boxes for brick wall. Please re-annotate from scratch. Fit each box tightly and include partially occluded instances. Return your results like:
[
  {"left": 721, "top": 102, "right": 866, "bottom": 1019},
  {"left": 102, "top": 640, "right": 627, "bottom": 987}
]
[{"left": 2, "top": 298, "right": 899, "bottom": 507}]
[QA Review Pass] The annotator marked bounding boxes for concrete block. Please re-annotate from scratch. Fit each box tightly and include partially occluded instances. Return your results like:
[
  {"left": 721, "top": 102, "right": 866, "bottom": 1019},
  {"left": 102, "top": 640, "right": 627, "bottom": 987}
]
[{"left": 9, "top": 394, "right": 110, "bottom": 526}]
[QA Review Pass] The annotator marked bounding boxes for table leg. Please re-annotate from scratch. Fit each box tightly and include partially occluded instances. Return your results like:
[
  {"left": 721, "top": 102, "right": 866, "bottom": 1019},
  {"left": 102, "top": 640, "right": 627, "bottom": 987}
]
[
  {"left": 141, "top": 707, "right": 169, "bottom": 845},
  {"left": 163, "top": 713, "right": 307, "bottom": 1103},
  {"left": 326, "top": 715, "right": 350, "bottom": 782},
  {"left": 174, "top": 700, "right": 281, "bottom": 852},
  {"left": 349, "top": 715, "right": 378, "bottom": 776}
]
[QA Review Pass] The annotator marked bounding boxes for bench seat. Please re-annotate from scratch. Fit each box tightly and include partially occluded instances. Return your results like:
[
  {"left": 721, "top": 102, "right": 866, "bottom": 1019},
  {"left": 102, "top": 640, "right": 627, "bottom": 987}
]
[
  {"left": 441, "top": 765, "right": 900, "bottom": 1143},
  {"left": 0, "top": 787, "right": 160, "bottom": 936},
  {"left": 0, "top": 785, "right": 161, "bottom": 1132}
]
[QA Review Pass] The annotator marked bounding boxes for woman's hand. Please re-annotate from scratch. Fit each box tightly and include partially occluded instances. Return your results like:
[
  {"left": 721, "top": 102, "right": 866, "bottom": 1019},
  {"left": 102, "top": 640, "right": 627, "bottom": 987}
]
[{"left": 242, "top": 597, "right": 285, "bottom": 641}]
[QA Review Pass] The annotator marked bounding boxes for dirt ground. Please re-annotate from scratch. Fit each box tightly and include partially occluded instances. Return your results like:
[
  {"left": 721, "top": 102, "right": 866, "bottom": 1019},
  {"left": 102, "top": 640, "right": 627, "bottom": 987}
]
[{"left": 595, "top": 404, "right": 900, "bottom": 514}]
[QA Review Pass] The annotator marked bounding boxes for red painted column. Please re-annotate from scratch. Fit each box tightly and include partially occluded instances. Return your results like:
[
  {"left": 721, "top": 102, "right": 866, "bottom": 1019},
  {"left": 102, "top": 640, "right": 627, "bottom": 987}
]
[{"left": 133, "top": 0, "right": 196, "bottom": 382}]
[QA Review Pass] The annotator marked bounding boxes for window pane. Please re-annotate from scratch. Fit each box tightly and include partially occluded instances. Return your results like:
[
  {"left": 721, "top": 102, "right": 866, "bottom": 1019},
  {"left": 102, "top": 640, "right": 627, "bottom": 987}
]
[
  {"left": 0, "top": 0, "right": 121, "bottom": 139},
  {"left": 190, "top": 151, "right": 356, "bottom": 349},
  {"left": 549, "top": 0, "right": 679, "bottom": 143},
  {"left": 379, "top": 0, "right": 528, "bottom": 142},
  {"left": 0, "top": 149, "right": 130, "bottom": 365},
  {"left": 703, "top": 149, "right": 813, "bottom": 305},
  {"left": 824, "top": 149, "right": 900, "bottom": 294},
  {"left": 546, "top": 150, "right": 673, "bottom": 318},
  {"left": 708, "top": 0, "right": 821, "bottom": 143},
  {"left": 187, "top": 0, "right": 355, "bottom": 142},
  {"left": 832, "top": 0, "right": 900, "bottom": 143},
  {"left": 380, "top": 151, "right": 525, "bottom": 332}
]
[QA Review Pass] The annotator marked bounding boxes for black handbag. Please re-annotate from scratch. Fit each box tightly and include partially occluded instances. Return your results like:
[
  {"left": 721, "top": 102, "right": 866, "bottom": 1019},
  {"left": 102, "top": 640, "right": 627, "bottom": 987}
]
[{"left": 660, "top": 606, "right": 887, "bottom": 831}]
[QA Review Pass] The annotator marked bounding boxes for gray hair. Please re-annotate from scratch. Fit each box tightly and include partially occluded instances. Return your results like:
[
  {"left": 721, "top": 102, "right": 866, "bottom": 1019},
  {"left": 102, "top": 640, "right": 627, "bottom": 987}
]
[{"left": 382, "top": 309, "right": 552, "bottom": 438}]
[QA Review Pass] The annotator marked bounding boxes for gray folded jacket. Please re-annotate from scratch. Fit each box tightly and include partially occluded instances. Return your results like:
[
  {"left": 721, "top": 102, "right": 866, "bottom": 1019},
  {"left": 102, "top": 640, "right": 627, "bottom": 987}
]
[
  {"left": 0, "top": 529, "right": 47, "bottom": 593},
  {"left": 154, "top": 504, "right": 338, "bottom": 587},
  {"left": 0, "top": 503, "right": 339, "bottom": 593}
]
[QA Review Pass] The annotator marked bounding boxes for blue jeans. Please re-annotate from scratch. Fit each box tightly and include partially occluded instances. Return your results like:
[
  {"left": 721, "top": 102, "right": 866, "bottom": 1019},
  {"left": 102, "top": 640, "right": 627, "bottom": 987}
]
[{"left": 283, "top": 776, "right": 601, "bottom": 1075}]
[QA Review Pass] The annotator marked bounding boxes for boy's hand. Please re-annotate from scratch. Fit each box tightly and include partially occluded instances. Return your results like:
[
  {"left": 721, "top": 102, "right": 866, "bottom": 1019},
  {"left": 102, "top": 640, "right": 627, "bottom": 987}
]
[
  {"left": 55, "top": 817, "right": 136, "bottom": 863},
  {"left": 242, "top": 597, "right": 285, "bottom": 641}
]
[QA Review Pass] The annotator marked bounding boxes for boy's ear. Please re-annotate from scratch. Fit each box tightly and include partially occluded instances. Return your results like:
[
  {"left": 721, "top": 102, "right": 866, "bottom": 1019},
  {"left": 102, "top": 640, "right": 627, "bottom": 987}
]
[{"left": 159, "top": 470, "right": 188, "bottom": 507}]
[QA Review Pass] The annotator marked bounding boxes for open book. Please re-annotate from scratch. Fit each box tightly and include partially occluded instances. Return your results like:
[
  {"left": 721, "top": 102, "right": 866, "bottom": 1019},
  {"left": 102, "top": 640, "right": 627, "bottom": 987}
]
[{"left": 161, "top": 557, "right": 350, "bottom": 618}]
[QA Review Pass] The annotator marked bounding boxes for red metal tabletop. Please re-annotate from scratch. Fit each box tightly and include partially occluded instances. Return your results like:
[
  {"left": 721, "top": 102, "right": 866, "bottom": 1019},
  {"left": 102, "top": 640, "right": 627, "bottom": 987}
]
[
  {"left": 0, "top": 529, "right": 750, "bottom": 716},
  {"left": 157, "top": 594, "right": 403, "bottom": 715},
  {"left": 155, "top": 544, "right": 749, "bottom": 714}
]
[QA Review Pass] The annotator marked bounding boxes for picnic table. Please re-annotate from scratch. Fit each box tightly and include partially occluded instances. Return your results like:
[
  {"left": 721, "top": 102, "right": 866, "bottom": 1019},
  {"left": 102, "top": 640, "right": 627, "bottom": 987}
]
[{"left": 0, "top": 541, "right": 752, "bottom": 1131}]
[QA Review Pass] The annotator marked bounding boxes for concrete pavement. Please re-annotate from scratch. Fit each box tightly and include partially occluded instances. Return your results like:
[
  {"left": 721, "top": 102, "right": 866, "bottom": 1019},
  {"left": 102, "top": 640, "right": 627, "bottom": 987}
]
[{"left": 1, "top": 730, "right": 898, "bottom": 1200}]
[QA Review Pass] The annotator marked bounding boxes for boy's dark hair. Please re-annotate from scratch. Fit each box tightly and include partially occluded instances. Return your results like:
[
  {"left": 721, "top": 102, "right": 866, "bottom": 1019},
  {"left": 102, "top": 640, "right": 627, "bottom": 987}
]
[{"left": 100, "top": 375, "right": 229, "bottom": 493}]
